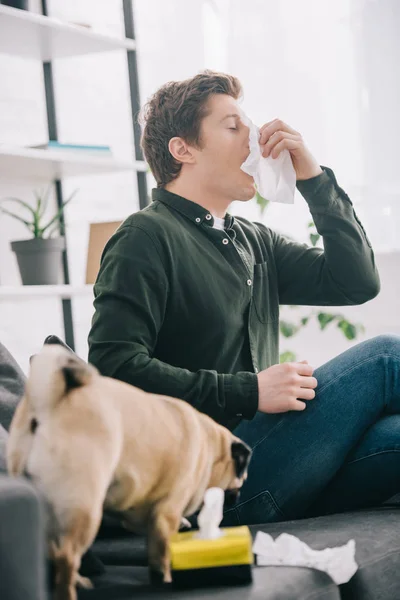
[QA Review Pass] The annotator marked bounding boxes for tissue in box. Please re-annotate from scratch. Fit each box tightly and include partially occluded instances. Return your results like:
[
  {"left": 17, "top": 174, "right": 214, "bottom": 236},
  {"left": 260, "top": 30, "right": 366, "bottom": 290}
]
[{"left": 170, "top": 525, "right": 253, "bottom": 588}]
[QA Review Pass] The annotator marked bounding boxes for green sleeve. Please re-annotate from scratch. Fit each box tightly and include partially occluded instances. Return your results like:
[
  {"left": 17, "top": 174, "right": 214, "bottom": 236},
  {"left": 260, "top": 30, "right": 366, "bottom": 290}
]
[
  {"left": 87, "top": 224, "right": 258, "bottom": 423},
  {"left": 267, "top": 166, "right": 380, "bottom": 306}
]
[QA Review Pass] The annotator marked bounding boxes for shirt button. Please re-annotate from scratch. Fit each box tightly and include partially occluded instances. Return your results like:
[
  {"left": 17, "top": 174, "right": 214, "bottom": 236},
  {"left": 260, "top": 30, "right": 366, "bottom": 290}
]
[
  {"left": 205, "top": 214, "right": 212, "bottom": 220},
  {"left": 254, "top": 367, "right": 259, "bottom": 374},
  {"left": 247, "top": 279, "right": 252, "bottom": 286},
  {"left": 195, "top": 217, "right": 201, "bottom": 223},
  {"left": 222, "top": 238, "right": 229, "bottom": 245}
]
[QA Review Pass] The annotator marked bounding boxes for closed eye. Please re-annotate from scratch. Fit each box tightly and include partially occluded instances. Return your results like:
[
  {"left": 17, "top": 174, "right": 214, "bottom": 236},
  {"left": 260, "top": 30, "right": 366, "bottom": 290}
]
[{"left": 229, "top": 127, "right": 238, "bottom": 131}]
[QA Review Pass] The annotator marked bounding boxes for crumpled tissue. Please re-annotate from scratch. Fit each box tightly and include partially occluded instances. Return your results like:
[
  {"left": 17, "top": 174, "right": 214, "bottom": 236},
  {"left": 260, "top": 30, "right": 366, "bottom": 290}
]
[
  {"left": 253, "top": 531, "right": 358, "bottom": 585},
  {"left": 240, "top": 110, "right": 296, "bottom": 204},
  {"left": 195, "top": 487, "right": 224, "bottom": 540}
]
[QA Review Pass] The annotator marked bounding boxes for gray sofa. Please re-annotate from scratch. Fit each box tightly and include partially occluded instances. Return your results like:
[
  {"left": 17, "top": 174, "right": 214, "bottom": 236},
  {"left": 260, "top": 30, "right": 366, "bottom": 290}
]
[{"left": 1, "top": 340, "right": 400, "bottom": 600}]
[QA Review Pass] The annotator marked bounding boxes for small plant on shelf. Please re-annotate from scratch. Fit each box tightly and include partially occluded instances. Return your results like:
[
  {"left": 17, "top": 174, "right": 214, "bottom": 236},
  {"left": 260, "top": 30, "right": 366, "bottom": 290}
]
[{"left": 0, "top": 186, "right": 78, "bottom": 285}]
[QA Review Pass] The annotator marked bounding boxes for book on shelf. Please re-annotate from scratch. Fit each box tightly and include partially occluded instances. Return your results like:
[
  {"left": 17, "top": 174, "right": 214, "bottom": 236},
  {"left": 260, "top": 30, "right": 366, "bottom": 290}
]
[{"left": 28, "top": 141, "right": 113, "bottom": 155}]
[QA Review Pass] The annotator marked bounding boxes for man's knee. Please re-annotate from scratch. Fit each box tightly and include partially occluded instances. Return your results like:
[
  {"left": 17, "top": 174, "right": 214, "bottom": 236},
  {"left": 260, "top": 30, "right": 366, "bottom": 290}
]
[{"left": 370, "top": 334, "right": 400, "bottom": 356}]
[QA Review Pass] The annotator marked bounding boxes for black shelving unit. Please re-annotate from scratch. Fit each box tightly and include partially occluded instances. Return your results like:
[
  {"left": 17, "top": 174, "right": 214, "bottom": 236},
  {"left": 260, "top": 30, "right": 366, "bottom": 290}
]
[{"left": 39, "top": 0, "right": 148, "bottom": 350}]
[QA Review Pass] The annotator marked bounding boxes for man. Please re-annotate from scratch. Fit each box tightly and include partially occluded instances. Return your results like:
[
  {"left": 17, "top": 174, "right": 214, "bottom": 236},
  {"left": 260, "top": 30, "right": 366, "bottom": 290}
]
[{"left": 88, "top": 70, "right": 400, "bottom": 526}]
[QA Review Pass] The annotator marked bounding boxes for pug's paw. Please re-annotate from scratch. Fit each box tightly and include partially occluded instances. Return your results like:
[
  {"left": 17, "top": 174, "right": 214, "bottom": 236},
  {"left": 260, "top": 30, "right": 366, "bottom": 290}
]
[
  {"left": 149, "top": 566, "right": 172, "bottom": 586},
  {"left": 179, "top": 517, "right": 192, "bottom": 531},
  {"left": 75, "top": 574, "right": 93, "bottom": 589}
]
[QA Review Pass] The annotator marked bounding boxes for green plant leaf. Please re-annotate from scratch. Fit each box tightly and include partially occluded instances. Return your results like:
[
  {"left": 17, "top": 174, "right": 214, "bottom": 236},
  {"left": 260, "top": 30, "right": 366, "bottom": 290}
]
[
  {"left": 35, "top": 189, "right": 42, "bottom": 219},
  {"left": 0, "top": 207, "right": 34, "bottom": 231},
  {"left": 317, "top": 313, "right": 337, "bottom": 330},
  {"left": 44, "top": 222, "right": 61, "bottom": 238},
  {"left": 32, "top": 192, "right": 42, "bottom": 238},
  {"left": 310, "top": 233, "right": 321, "bottom": 246},
  {"left": 280, "top": 350, "right": 297, "bottom": 363},
  {"left": 1, "top": 187, "right": 78, "bottom": 239},
  {"left": 301, "top": 316, "right": 310, "bottom": 326},
  {"left": 307, "top": 221, "right": 315, "bottom": 228},
  {"left": 0, "top": 197, "right": 36, "bottom": 218},
  {"left": 255, "top": 190, "right": 270, "bottom": 214},
  {"left": 40, "top": 189, "right": 78, "bottom": 237},
  {"left": 337, "top": 319, "right": 357, "bottom": 340},
  {"left": 36, "top": 186, "right": 52, "bottom": 219},
  {"left": 280, "top": 320, "right": 300, "bottom": 338}
]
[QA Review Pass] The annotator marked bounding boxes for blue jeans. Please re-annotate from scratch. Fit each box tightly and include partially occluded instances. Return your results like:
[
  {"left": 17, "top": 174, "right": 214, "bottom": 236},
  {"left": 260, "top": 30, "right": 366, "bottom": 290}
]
[{"left": 222, "top": 334, "right": 400, "bottom": 526}]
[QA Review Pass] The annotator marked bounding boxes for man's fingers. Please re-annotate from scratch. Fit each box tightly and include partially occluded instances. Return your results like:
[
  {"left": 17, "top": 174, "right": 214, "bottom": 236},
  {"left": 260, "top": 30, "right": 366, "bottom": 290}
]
[
  {"left": 296, "top": 362, "right": 314, "bottom": 376},
  {"left": 297, "top": 388, "right": 316, "bottom": 401},
  {"left": 291, "top": 400, "right": 306, "bottom": 411},
  {"left": 259, "top": 120, "right": 275, "bottom": 136},
  {"left": 259, "top": 119, "right": 299, "bottom": 145},
  {"left": 299, "top": 376, "right": 318, "bottom": 389}
]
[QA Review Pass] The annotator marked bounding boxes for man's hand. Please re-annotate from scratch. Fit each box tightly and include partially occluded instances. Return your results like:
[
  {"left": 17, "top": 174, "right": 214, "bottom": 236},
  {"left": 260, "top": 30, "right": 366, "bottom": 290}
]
[
  {"left": 257, "top": 359, "right": 318, "bottom": 413},
  {"left": 259, "top": 118, "right": 323, "bottom": 181}
]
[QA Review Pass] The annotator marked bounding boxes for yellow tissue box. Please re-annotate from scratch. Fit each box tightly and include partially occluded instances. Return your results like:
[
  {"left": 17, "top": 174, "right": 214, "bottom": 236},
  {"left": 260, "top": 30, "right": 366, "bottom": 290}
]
[{"left": 170, "top": 526, "right": 253, "bottom": 588}]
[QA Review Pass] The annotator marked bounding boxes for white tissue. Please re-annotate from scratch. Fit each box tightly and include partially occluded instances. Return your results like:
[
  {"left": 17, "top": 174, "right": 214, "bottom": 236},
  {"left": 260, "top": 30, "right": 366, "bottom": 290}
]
[
  {"left": 195, "top": 487, "right": 224, "bottom": 540},
  {"left": 253, "top": 531, "right": 357, "bottom": 585},
  {"left": 240, "top": 111, "right": 296, "bottom": 204}
]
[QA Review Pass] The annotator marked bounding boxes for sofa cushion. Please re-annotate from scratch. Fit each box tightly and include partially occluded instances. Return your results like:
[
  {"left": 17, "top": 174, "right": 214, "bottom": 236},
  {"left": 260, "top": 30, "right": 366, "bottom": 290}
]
[
  {"left": 92, "top": 532, "right": 148, "bottom": 567},
  {"left": 79, "top": 565, "right": 339, "bottom": 600},
  {"left": 255, "top": 507, "right": 400, "bottom": 600},
  {"left": 0, "top": 341, "right": 26, "bottom": 473},
  {"left": 90, "top": 506, "right": 400, "bottom": 600},
  {"left": 0, "top": 341, "right": 25, "bottom": 432},
  {"left": 0, "top": 475, "right": 47, "bottom": 600},
  {"left": 0, "top": 424, "right": 7, "bottom": 473}
]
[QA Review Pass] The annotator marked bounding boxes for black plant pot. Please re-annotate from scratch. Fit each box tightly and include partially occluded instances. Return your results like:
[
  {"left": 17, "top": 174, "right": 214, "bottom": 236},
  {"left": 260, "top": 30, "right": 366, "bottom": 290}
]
[
  {"left": 0, "top": 0, "right": 28, "bottom": 9},
  {"left": 11, "top": 237, "right": 65, "bottom": 285}
]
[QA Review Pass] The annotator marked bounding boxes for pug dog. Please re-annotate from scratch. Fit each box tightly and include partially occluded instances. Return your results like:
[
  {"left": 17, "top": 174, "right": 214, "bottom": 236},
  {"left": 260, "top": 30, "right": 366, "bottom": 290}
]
[{"left": 7, "top": 345, "right": 252, "bottom": 600}]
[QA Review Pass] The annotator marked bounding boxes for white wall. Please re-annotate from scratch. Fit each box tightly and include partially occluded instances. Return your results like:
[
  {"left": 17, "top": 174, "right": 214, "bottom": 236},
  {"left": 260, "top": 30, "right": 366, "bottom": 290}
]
[
  {"left": 0, "top": 0, "right": 399, "bottom": 375},
  {"left": 208, "top": 0, "right": 400, "bottom": 367}
]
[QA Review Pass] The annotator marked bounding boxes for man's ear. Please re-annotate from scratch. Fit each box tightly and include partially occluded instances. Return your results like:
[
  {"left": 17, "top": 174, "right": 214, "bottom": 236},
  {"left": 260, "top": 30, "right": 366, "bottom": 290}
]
[
  {"left": 168, "top": 137, "right": 196, "bottom": 164},
  {"left": 231, "top": 440, "right": 252, "bottom": 478}
]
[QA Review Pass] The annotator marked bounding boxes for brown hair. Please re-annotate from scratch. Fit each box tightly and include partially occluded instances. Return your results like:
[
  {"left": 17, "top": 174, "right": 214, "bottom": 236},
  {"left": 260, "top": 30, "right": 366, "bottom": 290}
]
[{"left": 139, "top": 70, "right": 243, "bottom": 188}]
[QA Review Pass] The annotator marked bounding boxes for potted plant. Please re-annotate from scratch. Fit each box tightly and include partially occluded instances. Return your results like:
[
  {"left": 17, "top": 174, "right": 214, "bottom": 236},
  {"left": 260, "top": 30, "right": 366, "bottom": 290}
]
[{"left": 0, "top": 187, "right": 77, "bottom": 285}]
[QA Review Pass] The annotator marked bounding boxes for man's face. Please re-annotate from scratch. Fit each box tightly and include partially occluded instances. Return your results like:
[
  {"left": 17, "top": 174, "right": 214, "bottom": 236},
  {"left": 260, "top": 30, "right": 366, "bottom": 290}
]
[{"left": 190, "top": 94, "right": 255, "bottom": 202}]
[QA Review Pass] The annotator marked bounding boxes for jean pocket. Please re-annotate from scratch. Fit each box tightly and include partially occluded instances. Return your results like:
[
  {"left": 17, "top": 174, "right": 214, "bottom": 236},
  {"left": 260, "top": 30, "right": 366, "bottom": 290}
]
[
  {"left": 235, "top": 490, "right": 285, "bottom": 525},
  {"left": 252, "top": 262, "right": 279, "bottom": 324}
]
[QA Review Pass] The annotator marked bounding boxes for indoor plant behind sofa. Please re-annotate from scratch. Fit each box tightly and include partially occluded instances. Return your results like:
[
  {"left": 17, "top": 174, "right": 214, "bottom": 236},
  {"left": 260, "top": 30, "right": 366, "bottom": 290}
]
[{"left": 0, "top": 186, "right": 77, "bottom": 285}]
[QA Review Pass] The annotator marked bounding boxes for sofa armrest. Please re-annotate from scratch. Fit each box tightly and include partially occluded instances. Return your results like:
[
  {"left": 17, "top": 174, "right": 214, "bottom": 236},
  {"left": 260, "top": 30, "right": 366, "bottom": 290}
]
[{"left": 0, "top": 475, "right": 48, "bottom": 600}]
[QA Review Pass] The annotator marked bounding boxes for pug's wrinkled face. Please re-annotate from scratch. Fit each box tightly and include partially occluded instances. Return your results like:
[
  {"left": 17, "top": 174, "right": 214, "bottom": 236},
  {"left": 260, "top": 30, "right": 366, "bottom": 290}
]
[{"left": 210, "top": 436, "right": 252, "bottom": 508}]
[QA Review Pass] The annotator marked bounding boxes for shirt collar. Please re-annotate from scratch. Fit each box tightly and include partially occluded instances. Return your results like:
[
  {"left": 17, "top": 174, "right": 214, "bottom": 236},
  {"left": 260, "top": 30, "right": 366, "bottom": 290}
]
[{"left": 152, "top": 188, "right": 235, "bottom": 230}]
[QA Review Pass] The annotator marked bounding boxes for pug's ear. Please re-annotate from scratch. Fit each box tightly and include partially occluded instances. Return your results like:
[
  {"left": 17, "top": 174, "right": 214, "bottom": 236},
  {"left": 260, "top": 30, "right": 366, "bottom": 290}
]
[
  {"left": 231, "top": 441, "right": 252, "bottom": 478},
  {"left": 62, "top": 355, "right": 95, "bottom": 391}
]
